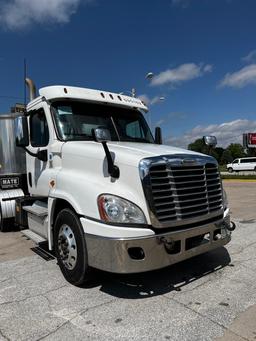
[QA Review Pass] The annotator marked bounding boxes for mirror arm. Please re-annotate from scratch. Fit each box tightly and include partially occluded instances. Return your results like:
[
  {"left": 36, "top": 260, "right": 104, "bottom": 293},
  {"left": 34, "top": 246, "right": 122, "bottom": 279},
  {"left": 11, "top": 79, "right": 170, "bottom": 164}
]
[
  {"left": 21, "top": 146, "right": 38, "bottom": 158},
  {"left": 21, "top": 147, "right": 48, "bottom": 162},
  {"left": 102, "top": 142, "right": 120, "bottom": 179}
]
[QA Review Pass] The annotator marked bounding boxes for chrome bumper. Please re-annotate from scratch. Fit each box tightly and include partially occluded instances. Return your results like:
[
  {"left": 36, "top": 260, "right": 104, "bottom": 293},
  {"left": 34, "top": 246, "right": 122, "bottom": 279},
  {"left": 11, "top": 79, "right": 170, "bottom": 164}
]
[{"left": 85, "top": 215, "right": 232, "bottom": 274}]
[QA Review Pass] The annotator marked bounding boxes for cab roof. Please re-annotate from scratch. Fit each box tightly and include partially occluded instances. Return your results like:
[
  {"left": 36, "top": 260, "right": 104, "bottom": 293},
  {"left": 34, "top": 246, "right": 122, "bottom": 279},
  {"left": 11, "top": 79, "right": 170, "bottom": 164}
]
[{"left": 36, "top": 85, "right": 148, "bottom": 112}]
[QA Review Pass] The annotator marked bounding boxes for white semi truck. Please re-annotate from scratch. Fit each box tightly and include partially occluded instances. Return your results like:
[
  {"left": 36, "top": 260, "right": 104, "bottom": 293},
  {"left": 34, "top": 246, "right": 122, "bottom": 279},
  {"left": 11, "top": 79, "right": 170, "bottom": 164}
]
[{"left": 0, "top": 79, "right": 234, "bottom": 285}]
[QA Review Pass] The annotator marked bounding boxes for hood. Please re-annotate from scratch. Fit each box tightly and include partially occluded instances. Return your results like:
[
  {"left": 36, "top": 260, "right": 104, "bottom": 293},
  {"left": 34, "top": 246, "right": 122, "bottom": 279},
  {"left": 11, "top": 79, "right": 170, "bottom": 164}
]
[{"left": 61, "top": 141, "right": 208, "bottom": 167}]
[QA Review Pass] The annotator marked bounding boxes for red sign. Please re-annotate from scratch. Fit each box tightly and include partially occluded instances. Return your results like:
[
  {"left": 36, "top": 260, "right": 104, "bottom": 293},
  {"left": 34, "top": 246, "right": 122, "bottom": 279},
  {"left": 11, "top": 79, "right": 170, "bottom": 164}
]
[{"left": 248, "top": 133, "right": 256, "bottom": 146}]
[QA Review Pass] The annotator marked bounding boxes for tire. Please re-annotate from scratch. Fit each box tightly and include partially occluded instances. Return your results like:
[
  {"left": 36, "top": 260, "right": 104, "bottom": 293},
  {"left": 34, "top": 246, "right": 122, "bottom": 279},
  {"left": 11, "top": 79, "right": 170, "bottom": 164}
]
[
  {"left": 228, "top": 167, "right": 233, "bottom": 173},
  {"left": 54, "top": 208, "right": 91, "bottom": 286}
]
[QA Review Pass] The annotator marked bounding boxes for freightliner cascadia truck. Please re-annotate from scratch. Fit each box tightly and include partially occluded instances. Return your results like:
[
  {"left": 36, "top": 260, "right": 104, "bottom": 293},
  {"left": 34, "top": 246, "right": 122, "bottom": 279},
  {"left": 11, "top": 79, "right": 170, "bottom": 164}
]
[{"left": 0, "top": 79, "right": 234, "bottom": 285}]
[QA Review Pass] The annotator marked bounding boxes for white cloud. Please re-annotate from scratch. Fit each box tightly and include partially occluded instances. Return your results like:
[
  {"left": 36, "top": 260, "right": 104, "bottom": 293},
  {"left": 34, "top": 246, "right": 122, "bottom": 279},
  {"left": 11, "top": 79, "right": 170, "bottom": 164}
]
[
  {"left": 0, "top": 0, "right": 88, "bottom": 30},
  {"left": 151, "top": 63, "right": 212, "bottom": 87},
  {"left": 219, "top": 64, "right": 256, "bottom": 89},
  {"left": 166, "top": 119, "right": 256, "bottom": 148},
  {"left": 138, "top": 94, "right": 165, "bottom": 106},
  {"left": 242, "top": 50, "right": 256, "bottom": 63}
]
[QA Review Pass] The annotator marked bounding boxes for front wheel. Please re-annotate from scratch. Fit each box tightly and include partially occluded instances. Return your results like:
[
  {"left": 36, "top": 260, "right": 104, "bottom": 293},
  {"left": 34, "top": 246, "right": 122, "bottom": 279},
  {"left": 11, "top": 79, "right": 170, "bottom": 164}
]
[
  {"left": 54, "top": 208, "right": 91, "bottom": 286},
  {"left": 228, "top": 167, "right": 233, "bottom": 173}
]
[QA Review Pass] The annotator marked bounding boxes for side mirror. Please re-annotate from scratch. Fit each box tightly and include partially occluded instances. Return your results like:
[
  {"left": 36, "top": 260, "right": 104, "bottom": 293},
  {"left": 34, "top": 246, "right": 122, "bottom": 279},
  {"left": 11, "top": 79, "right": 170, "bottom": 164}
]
[
  {"left": 155, "top": 127, "right": 162, "bottom": 145},
  {"left": 203, "top": 135, "right": 217, "bottom": 148},
  {"left": 37, "top": 150, "right": 48, "bottom": 162},
  {"left": 93, "top": 128, "right": 111, "bottom": 143},
  {"left": 15, "top": 116, "right": 29, "bottom": 147},
  {"left": 92, "top": 127, "right": 119, "bottom": 179}
]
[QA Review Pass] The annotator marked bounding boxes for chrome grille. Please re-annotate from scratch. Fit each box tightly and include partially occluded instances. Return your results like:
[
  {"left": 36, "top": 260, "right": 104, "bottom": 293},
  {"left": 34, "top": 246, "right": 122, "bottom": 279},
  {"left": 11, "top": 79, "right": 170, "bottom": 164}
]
[{"left": 149, "top": 162, "right": 223, "bottom": 224}]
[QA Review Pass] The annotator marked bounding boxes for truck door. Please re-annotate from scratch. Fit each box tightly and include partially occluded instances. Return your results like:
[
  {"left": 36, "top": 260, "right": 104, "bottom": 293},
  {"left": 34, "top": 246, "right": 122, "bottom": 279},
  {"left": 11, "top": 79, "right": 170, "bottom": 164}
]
[{"left": 26, "top": 107, "right": 51, "bottom": 196}]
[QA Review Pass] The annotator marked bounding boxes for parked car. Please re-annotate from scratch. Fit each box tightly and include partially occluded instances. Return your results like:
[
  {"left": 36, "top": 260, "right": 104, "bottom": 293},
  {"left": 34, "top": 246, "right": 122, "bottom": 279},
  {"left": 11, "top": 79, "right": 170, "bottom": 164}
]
[{"left": 227, "top": 157, "right": 256, "bottom": 173}]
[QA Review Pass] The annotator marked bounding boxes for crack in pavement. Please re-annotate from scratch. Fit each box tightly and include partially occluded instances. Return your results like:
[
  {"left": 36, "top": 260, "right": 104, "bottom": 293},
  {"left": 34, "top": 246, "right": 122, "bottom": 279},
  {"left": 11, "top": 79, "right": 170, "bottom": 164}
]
[
  {"left": 0, "top": 258, "right": 56, "bottom": 279},
  {"left": 35, "top": 299, "right": 117, "bottom": 341},
  {"left": 0, "top": 278, "right": 11, "bottom": 285},
  {"left": 234, "top": 257, "right": 256, "bottom": 267},
  {"left": 230, "top": 240, "right": 256, "bottom": 257},
  {"left": 35, "top": 320, "right": 71, "bottom": 341},
  {"left": 163, "top": 296, "right": 250, "bottom": 341},
  {"left": 41, "top": 294, "right": 113, "bottom": 319},
  {"left": 0, "top": 328, "right": 10, "bottom": 341},
  {"left": 0, "top": 284, "right": 68, "bottom": 307}
]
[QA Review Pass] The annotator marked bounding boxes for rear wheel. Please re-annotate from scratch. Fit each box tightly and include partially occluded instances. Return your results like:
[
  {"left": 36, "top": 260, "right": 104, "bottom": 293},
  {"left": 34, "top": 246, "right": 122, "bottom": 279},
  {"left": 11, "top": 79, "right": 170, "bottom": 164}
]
[
  {"left": 54, "top": 208, "right": 91, "bottom": 286},
  {"left": 228, "top": 167, "right": 233, "bottom": 173}
]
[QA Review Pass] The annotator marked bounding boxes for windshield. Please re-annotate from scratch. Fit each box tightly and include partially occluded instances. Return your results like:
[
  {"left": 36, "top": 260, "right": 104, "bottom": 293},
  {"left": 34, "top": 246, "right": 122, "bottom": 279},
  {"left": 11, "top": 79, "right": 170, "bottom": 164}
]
[{"left": 51, "top": 101, "right": 154, "bottom": 143}]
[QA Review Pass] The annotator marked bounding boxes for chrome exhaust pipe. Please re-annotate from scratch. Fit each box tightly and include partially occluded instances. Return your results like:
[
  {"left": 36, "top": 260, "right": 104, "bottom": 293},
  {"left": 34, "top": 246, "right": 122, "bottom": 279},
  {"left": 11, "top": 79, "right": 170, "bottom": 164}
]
[{"left": 25, "top": 78, "right": 36, "bottom": 101}]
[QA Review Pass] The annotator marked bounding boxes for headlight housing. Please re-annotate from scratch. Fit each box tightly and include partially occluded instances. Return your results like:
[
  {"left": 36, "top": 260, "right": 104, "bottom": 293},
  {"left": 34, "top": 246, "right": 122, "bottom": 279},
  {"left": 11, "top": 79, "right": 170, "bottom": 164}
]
[{"left": 98, "top": 194, "right": 146, "bottom": 224}]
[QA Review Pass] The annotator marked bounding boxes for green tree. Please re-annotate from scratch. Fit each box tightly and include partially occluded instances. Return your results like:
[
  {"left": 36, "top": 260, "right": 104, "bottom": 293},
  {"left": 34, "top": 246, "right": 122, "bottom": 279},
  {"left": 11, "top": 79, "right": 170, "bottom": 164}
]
[
  {"left": 246, "top": 148, "right": 256, "bottom": 157},
  {"left": 226, "top": 143, "right": 245, "bottom": 160},
  {"left": 188, "top": 139, "right": 208, "bottom": 154},
  {"left": 214, "top": 147, "right": 224, "bottom": 163},
  {"left": 221, "top": 149, "right": 233, "bottom": 164},
  {"left": 188, "top": 138, "right": 218, "bottom": 159}
]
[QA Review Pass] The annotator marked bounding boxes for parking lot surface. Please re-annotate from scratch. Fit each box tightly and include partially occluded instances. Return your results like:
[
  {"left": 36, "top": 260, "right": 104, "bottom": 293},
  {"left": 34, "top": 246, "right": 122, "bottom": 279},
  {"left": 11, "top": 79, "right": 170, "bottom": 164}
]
[{"left": 0, "top": 181, "right": 255, "bottom": 341}]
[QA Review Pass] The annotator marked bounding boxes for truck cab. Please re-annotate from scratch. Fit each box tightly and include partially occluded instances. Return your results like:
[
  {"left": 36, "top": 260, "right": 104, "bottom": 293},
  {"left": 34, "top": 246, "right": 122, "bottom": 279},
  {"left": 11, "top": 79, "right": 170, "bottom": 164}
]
[{"left": 0, "top": 82, "right": 234, "bottom": 285}]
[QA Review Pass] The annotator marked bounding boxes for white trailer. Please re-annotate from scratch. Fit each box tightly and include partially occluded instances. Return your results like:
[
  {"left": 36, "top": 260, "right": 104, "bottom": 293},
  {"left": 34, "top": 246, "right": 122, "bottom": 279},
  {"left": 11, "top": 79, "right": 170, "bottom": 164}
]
[{"left": 0, "top": 79, "right": 234, "bottom": 285}]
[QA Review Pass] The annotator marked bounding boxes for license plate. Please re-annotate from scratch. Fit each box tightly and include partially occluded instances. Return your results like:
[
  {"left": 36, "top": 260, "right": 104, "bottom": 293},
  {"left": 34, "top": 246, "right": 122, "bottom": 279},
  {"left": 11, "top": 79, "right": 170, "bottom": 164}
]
[{"left": 0, "top": 177, "right": 20, "bottom": 189}]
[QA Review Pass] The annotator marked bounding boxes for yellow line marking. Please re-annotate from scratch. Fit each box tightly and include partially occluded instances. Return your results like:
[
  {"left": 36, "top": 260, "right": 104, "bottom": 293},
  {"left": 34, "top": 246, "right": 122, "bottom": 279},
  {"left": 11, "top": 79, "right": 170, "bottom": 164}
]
[{"left": 222, "top": 179, "right": 256, "bottom": 182}]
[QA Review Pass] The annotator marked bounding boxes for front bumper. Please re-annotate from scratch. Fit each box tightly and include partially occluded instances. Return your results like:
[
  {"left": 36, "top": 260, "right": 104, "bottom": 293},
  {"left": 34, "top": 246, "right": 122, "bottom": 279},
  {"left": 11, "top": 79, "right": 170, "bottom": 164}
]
[{"left": 85, "top": 212, "right": 232, "bottom": 274}]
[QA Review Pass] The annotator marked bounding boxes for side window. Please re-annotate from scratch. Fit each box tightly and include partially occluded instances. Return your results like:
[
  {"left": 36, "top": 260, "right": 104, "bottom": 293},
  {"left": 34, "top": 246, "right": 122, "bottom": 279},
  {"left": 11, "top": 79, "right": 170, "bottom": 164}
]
[
  {"left": 30, "top": 109, "right": 49, "bottom": 147},
  {"left": 240, "top": 159, "right": 248, "bottom": 163},
  {"left": 233, "top": 159, "right": 238, "bottom": 164}
]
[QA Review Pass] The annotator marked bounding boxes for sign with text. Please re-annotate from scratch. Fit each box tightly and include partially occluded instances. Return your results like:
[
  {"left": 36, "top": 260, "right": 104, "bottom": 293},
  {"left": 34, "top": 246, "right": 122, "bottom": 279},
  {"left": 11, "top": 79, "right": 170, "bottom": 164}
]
[
  {"left": 0, "top": 177, "right": 19, "bottom": 189},
  {"left": 248, "top": 133, "right": 256, "bottom": 148}
]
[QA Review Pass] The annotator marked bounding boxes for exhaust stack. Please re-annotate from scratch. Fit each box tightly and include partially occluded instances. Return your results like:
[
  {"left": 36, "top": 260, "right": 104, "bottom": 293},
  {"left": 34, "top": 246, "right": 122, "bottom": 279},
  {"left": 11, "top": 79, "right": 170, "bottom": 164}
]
[{"left": 25, "top": 78, "right": 36, "bottom": 101}]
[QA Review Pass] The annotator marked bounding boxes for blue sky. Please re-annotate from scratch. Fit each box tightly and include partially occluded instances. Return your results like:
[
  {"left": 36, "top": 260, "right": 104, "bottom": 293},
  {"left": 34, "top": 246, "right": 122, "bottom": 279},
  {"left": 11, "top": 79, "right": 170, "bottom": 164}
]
[{"left": 1, "top": 0, "right": 256, "bottom": 147}]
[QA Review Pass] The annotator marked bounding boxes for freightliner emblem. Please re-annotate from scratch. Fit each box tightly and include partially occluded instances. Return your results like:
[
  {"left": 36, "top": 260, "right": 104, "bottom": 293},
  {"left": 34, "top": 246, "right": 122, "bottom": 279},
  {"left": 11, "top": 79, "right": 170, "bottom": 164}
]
[{"left": 181, "top": 158, "right": 197, "bottom": 165}]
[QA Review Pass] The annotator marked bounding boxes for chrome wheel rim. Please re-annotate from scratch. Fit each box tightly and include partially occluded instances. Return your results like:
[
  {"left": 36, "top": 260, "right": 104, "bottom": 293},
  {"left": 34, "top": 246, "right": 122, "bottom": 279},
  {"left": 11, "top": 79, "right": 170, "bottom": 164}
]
[{"left": 58, "top": 224, "right": 77, "bottom": 270}]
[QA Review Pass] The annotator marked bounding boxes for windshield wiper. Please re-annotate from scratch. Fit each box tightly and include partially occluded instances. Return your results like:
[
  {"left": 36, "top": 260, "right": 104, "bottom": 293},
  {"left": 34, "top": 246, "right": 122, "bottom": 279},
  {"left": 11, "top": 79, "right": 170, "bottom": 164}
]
[{"left": 121, "top": 137, "right": 151, "bottom": 143}]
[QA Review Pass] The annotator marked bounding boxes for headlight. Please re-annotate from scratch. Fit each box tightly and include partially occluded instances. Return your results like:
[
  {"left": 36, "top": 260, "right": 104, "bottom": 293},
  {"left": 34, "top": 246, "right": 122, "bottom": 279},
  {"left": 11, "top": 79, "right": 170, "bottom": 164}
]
[
  {"left": 222, "top": 188, "right": 228, "bottom": 210},
  {"left": 98, "top": 194, "right": 146, "bottom": 224}
]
